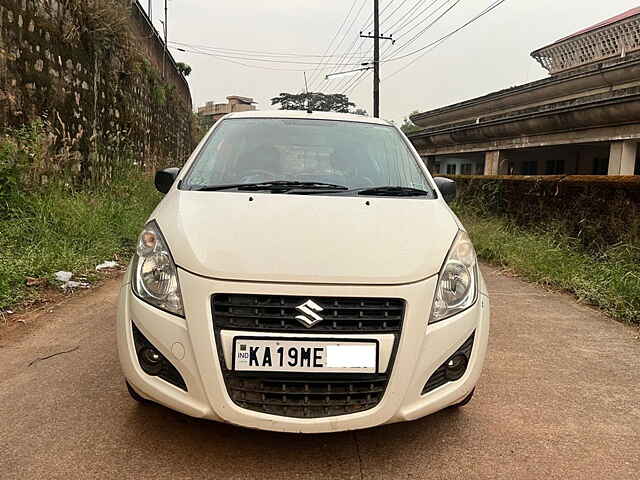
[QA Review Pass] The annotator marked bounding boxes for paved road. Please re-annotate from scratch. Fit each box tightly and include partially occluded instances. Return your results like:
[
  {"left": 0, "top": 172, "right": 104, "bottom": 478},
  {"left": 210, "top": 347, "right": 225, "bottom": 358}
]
[{"left": 1, "top": 266, "right": 639, "bottom": 479}]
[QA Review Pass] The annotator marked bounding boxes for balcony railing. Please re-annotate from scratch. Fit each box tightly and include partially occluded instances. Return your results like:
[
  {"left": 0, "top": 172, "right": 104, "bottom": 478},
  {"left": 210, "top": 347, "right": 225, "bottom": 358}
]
[{"left": 532, "top": 15, "right": 640, "bottom": 74}]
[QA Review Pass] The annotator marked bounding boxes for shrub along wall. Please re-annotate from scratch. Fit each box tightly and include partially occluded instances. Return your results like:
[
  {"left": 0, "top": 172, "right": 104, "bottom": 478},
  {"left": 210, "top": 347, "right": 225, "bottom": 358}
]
[
  {"left": 0, "top": 0, "right": 192, "bottom": 186},
  {"left": 449, "top": 175, "right": 640, "bottom": 252}
]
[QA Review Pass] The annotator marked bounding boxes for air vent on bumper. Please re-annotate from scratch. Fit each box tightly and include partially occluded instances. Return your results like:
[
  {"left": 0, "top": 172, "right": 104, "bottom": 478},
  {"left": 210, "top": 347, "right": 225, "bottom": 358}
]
[
  {"left": 422, "top": 331, "right": 475, "bottom": 395},
  {"left": 132, "top": 322, "right": 187, "bottom": 392}
]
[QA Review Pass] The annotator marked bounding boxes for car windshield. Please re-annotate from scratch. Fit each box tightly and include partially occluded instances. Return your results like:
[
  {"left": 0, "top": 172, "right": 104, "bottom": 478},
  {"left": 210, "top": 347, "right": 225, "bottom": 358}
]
[{"left": 181, "top": 118, "right": 433, "bottom": 194}]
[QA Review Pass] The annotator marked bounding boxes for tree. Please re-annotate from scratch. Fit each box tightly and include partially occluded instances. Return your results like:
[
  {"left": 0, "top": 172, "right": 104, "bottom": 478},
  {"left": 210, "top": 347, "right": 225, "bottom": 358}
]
[
  {"left": 271, "top": 92, "right": 356, "bottom": 113},
  {"left": 400, "top": 110, "right": 421, "bottom": 134},
  {"left": 176, "top": 62, "right": 192, "bottom": 77},
  {"left": 352, "top": 108, "right": 368, "bottom": 116}
]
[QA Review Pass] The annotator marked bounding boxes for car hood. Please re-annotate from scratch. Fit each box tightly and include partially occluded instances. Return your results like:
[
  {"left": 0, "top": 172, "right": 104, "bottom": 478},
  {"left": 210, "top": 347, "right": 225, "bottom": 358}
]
[{"left": 152, "top": 191, "right": 458, "bottom": 285}]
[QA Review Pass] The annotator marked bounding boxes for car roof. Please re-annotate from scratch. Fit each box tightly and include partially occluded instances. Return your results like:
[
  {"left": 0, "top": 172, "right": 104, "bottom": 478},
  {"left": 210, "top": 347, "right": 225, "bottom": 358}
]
[{"left": 223, "top": 110, "right": 393, "bottom": 126}]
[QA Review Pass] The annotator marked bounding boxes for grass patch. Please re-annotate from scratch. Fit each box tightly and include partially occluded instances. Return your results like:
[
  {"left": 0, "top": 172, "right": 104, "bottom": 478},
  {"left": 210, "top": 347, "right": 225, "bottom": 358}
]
[
  {"left": 0, "top": 169, "right": 161, "bottom": 310},
  {"left": 458, "top": 209, "right": 640, "bottom": 324}
]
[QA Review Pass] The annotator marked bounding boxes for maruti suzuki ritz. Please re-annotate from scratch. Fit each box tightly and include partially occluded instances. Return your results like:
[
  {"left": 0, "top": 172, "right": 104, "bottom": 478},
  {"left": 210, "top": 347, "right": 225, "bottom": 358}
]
[{"left": 116, "top": 110, "right": 490, "bottom": 433}]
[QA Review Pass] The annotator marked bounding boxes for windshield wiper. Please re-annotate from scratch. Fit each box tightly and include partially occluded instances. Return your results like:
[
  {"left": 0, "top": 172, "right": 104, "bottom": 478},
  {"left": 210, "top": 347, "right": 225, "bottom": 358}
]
[
  {"left": 189, "top": 181, "right": 348, "bottom": 192},
  {"left": 355, "top": 186, "right": 431, "bottom": 197}
]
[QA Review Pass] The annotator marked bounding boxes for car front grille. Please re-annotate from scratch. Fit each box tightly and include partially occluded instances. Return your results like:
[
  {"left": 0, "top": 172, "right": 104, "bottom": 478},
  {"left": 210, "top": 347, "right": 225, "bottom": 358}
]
[
  {"left": 211, "top": 294, "right": 404, "bottom": 333},
  {"left": 226, "top": 374, "right": 388, "bottom": 418},
  {"left": 212, "top": 294, "right": 405, "bottom": 418}
]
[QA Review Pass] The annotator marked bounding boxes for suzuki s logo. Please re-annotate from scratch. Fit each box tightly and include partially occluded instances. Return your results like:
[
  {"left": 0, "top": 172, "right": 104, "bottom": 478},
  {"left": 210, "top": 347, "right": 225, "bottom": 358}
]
[{"left": 295, "top": 300, "right": 324, "bottom": 328}]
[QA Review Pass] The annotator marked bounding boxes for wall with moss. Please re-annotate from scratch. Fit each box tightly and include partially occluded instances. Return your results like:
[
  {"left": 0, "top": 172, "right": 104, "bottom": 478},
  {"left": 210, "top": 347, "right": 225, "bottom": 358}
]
[{"left": 0, "top": 0, "right": 192, "bottom": 183}]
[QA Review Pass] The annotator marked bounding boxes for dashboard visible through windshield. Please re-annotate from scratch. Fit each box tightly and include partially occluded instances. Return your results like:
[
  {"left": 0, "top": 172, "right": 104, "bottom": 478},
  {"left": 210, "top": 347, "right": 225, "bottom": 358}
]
[{"left": 181, "top": 118, "right": 434, "bottom": 196}]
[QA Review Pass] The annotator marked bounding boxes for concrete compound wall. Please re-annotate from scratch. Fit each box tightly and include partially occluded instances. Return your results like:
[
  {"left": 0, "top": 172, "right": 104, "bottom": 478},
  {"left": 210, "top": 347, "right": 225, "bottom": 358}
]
[{"left": 0, "top": 0, "right": 193, "bottom": 181}]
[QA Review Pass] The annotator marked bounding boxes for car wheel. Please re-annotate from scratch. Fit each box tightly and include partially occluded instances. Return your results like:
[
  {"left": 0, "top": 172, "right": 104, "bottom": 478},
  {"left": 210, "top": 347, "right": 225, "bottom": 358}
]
[
  {"left": 450, "top": 388, "right": 475, "bottom": 408},
  {"left": 126, "top": 381, "right": 151, "bottom": 404}
]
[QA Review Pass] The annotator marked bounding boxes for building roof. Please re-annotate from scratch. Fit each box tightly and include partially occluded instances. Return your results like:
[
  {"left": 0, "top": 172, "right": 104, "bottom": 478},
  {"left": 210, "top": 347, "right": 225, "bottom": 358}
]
[
  {"left": 555, "top": 6, "right": 640, "bottom": 44},
  {"left": 227, "top": 95, "right": 255, "bottom": 104},
  {"left": 225, "top": 110, "right": 391, "bottom": 125}
]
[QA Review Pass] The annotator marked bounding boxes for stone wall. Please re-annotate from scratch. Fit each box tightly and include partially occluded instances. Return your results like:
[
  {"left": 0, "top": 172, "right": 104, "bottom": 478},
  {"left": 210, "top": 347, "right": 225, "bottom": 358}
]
[{"left": 0, "top": 0, "right": 192, "bottom": 182}]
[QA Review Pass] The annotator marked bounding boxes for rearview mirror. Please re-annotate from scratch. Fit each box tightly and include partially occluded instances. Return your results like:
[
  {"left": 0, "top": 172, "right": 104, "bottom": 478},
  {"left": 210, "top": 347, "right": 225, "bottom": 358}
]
[
  {"left": 155, "top": 167, "right": 180, "bottom": 194},
  {"left": 434, "top": 177, "right": 456, "bottom": 203}
]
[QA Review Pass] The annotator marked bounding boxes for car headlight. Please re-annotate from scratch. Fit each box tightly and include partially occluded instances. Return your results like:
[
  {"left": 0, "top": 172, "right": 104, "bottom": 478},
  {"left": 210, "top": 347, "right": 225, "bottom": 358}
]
[
  {"left": 429, "top": 230, "right": 478, "bottom": 324},
  {"left": 131, "top": 220, "right": 184, "bottom": 316}
]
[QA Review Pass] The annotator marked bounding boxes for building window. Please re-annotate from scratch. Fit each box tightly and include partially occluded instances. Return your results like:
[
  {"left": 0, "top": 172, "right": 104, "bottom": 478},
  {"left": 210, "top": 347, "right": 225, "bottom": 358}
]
[
  {"left": 446, "top": 164, "right": 457, "bottom": 175},
  {"left": 592, "top": 157, "right": 608, "bottom": 175},
  {"left": 522, "top": 161, "right": 538, "bottom": 175},
  {"left": 545, "top": 159, "right": 565, "bottom": 175},
  {"left": 461, "top": 163, "right": 473, "bottom": 175}
]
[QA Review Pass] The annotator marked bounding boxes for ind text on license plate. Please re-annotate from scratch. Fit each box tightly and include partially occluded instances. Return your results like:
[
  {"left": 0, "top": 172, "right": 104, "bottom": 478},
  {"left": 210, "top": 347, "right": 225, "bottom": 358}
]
[{"left": 233, "top": 338, "right": 378, "bottom": 373}]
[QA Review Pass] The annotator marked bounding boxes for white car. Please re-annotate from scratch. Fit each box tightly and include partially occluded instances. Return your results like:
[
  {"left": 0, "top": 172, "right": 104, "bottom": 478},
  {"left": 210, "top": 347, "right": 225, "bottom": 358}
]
[{"left": 117, "top": 110, "right": 490, "bottom": 433}]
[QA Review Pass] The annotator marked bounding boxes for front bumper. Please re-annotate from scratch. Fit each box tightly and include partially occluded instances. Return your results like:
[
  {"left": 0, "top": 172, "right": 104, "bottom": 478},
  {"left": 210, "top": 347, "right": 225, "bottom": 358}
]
[{"left": 117, "top": 267, "right": 490, "bottom": 433}]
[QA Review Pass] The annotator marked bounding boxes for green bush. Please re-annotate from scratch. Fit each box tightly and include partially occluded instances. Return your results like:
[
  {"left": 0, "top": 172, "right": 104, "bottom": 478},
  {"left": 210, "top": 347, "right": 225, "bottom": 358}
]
[
  {"left": 0, "top": 169, "right": 161, "bottom": 309},
  {"left": 0, "top": 140, "right": 23, "bottom": 212},
  {"left": 457, "top": 207, "right": 640, "bottom": 324},
  {"left": 450, "top": 175, "right": 640, "bottom": 253},
  {"left": 0, "top": 123, "right": 162, "bottom": 310}
]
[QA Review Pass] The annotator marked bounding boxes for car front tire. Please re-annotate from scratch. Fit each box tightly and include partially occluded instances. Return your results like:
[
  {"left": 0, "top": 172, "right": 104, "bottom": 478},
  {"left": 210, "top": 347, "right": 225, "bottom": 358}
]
[
  {"left": 450, "top": 388, "right": 475, "bottom": 408},
  {"left": 126, "top": 380, "right": 151, "bottom": 404}
]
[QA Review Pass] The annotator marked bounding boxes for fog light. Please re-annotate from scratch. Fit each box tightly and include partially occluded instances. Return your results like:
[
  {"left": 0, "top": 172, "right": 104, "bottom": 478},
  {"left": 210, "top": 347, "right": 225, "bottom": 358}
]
[
  {"left": 422, "top": 332, "right": 475, "bottom": 395},
  {"left": 139, "top": 347, "right": 163, "bottom": 375},
  {"left": 445, "top": 354, "right": 468, "bottom": 381},
  {"left": 131, "top": 322, "right": 188, "bottom": 391}
]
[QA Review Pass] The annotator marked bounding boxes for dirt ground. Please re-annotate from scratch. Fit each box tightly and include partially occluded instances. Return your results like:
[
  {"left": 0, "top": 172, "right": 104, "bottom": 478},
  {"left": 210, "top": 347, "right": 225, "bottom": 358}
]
[{"left": 1, "top": 266, "right": 638, "bottom": 479}]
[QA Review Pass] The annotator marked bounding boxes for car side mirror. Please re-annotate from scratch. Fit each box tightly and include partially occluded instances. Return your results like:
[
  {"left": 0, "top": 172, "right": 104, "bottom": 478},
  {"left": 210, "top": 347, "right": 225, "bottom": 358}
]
[
  {"left": 434, "top": 177, "right": 456, "bottom": 204},
  {"left": 155, "top": 167, "right": 180, "bottom": 194}
]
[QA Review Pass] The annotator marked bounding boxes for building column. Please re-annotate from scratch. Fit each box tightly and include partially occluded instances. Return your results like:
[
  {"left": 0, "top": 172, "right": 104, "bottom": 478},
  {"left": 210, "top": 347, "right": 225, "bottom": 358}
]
[
  {"left": 484, "top": 150, "right": 508, "bottom": 175},
  {"left": 608, "top": 141, "right": 637, "bottom": 175}
]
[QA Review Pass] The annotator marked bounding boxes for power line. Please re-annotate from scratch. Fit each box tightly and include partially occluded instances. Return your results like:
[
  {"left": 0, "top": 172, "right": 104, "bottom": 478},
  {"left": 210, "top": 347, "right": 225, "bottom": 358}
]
[
  {"left": 171, "top": 46, "right": 309, "bottom": 71},
  {"left": 339, "top": 69, "right": 366, "bottom": 94},
  {"left": 383, "top": 0, "right": 462, "bottom": 59},
  {"left": 380, "top": 0, "right": 428, "bottom": 34},
  {"left": 381, "top": 0, "right": 508, "bottom": 79},
  {"left": 172, "top": 46, "right": 371, "bottom": 67},
  {"left": 344, "top": 69, "right": 372, "bottom": 96},
  {"left": 361, "top": 0, "right": 396, "bottom": 33},
  {"left": 310, "top": 0, "right": 371, "bottom": 90},
  {"left": 307, "top": 0, "right": 360, "bottom": 87},
  {"left": 342, "top": 69, "right": 370, "bottom": 96},
  {"left": 378, "top": 0, "right": 445, "bottom": 60},
  {"left": 379, "top": 0, "right": 412, "bottom": 29},
  {"left": 381, "top": 37, "right": 448, "bottom": 80},
  {"left": 309, "top": 0, "right": 370, "bottom": 88},
  {"left": 169, "top": 41, "right": 370, "bottom": 59},
  {"left": 384, "top": 0, "right": 507, "bottom": 63},
  {"left": 386, "top": 0, "right": 445, "bottom": 40},
  {"left": 322, "top": 1, "right": 386, "bottom": 92},
  {"left": 325, "top": 36, "right": 370, "bottom": 92}
]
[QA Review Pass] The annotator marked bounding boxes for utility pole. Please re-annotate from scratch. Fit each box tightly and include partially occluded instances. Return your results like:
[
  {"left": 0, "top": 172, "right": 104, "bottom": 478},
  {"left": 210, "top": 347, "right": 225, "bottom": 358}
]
[
  {"left": 148, "top": 0, "right": 152, "bottom": 20},
  {"left": 373, "top": 0, "right": 380, "bottom": 118},
  {"left": 360, "top": 2, "right": 394, "bottom": 118}
]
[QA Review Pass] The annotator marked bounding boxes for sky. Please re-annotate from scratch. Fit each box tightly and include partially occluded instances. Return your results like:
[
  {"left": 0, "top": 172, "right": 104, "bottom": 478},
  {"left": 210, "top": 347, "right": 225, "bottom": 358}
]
[{"left": 143, "top": 0, "right": 640, "bottom": 124}]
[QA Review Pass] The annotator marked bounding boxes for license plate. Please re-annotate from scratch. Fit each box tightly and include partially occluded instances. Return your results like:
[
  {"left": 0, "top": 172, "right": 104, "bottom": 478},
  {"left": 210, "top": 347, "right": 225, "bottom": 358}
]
[{"left": 233, "top": 337, "right": 378, "bottom": 373}]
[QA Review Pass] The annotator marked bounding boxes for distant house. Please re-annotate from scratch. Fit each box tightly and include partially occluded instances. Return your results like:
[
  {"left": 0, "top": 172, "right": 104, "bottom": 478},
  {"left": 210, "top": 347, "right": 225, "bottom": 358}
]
[
  {"left": 197, "top": 96, "right": 256, "bottom": 130},
  {"left": 409, "top": 7, "right": 640, "bottom": 176}
]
